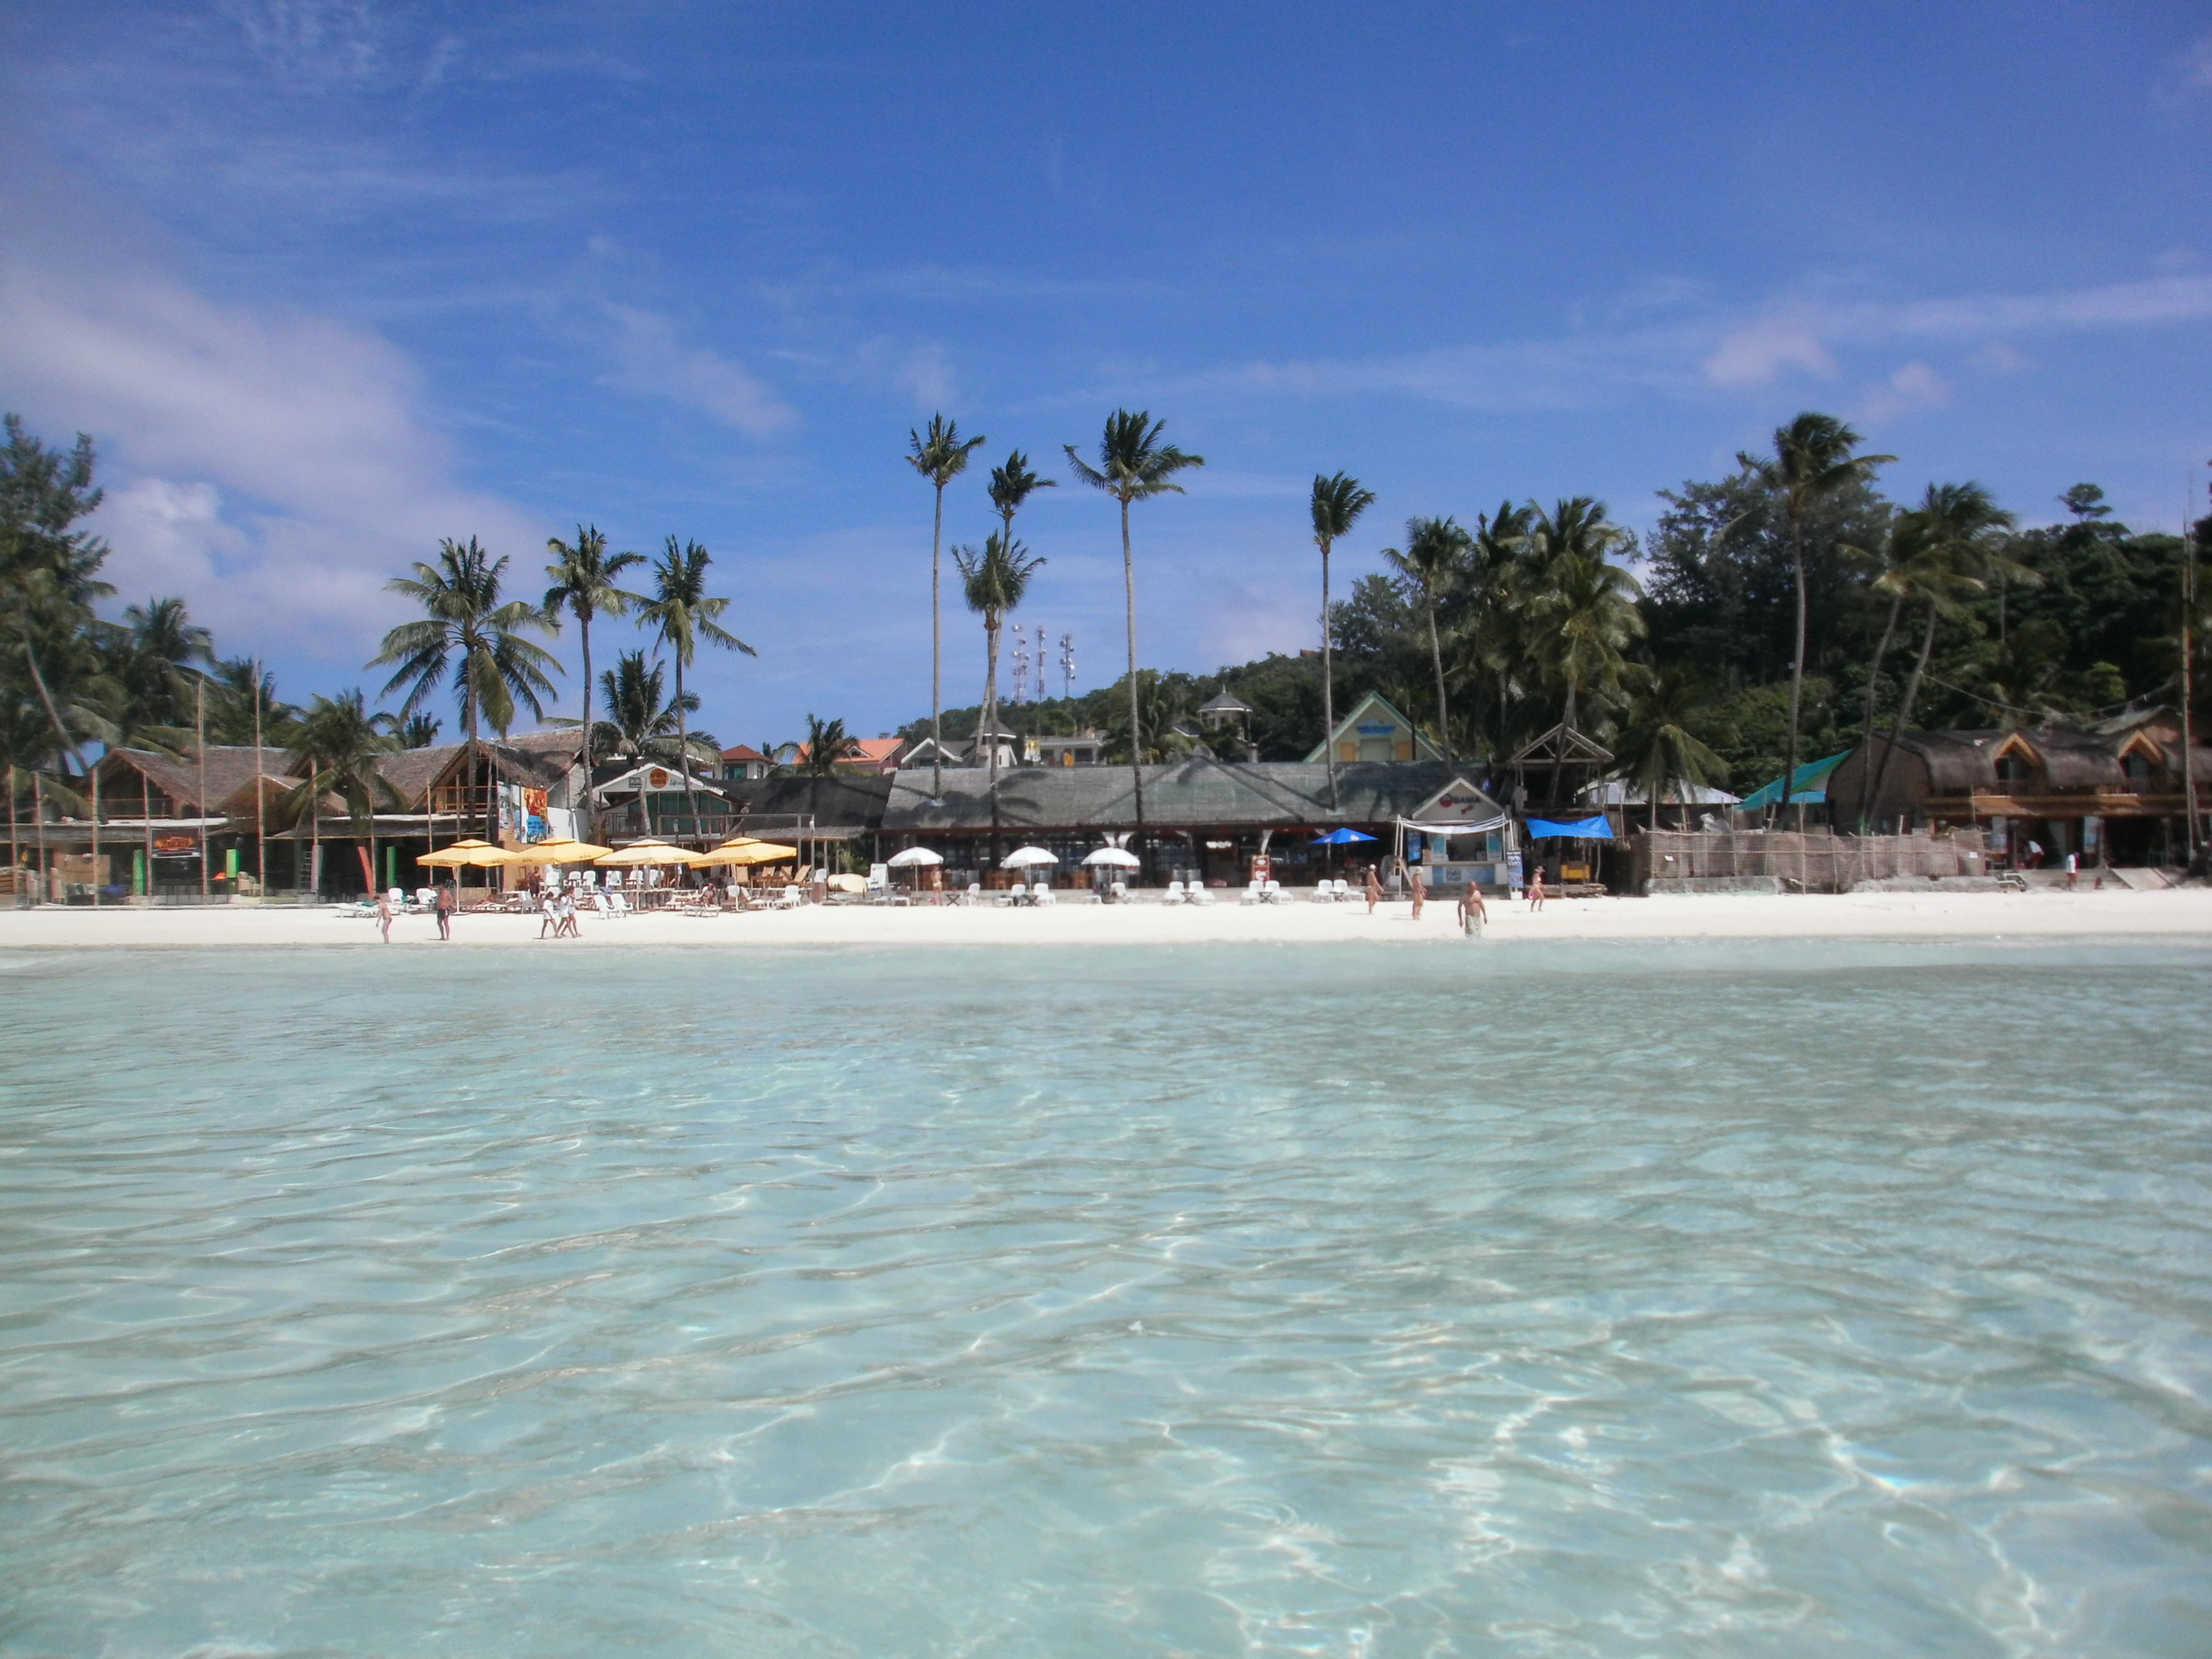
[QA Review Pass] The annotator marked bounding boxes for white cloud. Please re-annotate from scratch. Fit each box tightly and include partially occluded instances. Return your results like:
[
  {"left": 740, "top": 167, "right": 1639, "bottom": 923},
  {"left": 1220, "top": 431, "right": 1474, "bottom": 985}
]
[
  {"left": 600, "top": 303, "right": 799, "bottom": 435},
  {"left": 0, "top": 248, "right": 546, "bottom": 664},
  {"left": 1850, "top": 360, "right": 1950, "bottom": 424},
  {"left": 895, "top": 341, "right": 956, "bottom": 411},
  {"left": 1701, "top": 314, "right": 1839, "bottom": 387}
]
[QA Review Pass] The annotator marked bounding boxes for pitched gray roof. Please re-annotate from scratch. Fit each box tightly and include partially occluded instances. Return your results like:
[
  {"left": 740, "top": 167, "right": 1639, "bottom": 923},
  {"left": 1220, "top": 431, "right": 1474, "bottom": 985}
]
[{"left": 882, "top": 758, "right": 1459, "bottom": 833}]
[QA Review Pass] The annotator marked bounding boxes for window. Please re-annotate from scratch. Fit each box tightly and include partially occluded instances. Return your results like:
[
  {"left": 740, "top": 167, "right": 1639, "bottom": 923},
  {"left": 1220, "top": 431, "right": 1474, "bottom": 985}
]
[
  {"left": 1994, "top": 755, "right": 2034, "bottom": 784},
  {"left": 2122, "top": 753, "right": 2152, "bottom": 782}
]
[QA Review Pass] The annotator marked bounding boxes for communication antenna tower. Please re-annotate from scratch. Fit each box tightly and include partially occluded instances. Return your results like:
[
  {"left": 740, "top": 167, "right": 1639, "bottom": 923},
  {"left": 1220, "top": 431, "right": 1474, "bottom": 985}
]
[
  {"left": 1059, "top": 631, "right": 1076, "bottom": 700},
  {"left": 1012, "top": 624, "right": 1030, "bottom": 705}
]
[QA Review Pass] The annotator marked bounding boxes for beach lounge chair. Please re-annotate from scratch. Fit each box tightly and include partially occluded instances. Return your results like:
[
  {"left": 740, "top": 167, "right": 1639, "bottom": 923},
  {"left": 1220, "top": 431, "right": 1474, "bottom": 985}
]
[
  {"left": 1109, "top": 880, "right": 1128, "bottom": 902},
  {"left": 1263, "top": 879, "right": 1284, "bottom": 904},
  {"left": 1006, "top": 881, "right": 1027, "bottom": 906},
  {"left": 1189, "top": 881, "right": 1216, "bottom": 906},
  {"left": 1164, "top": 879, "right": 1184, "bottom": 904},
  {"left": 1034, "top": 883, "right": 1057, "bottom": 906},
  {"left": 1240, "top": 879, "right": 1263, "bottom": 905}
]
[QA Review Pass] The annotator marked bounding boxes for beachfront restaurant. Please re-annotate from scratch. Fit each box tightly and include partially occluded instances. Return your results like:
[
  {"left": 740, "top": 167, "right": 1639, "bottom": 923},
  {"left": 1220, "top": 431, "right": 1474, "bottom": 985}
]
[
  {"left": 879, "top": 755, "right": 1483, "bottom": 890},
  {"left": 1824, "top": 721, "right": 2212, "bottom": 869}
]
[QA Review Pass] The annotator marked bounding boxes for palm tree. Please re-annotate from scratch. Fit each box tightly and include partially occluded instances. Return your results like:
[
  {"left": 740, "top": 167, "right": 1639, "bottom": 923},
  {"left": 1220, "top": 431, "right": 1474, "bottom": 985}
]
[
  {"left": 907, "top": 415, "right": 987, "bottom": 795},
  {"left": 591, "top": 651, "right": 710, "bottom": 761},
  {"left": 1612, "top": 669, "right": 1728, "bottom": 829},
  {"left": 1066, "top": 410, "right": 1205, "bottom": 827},
  {"left": 543, "top": 525, "right": 645, "bottom": 827},
  {"left": 1310, "top": 473, "right": 1376, "bottom": 802},
  {"left": 370, "top": 536, "right": 562, "bottom": 841},
  {"left": 639, "top": 536, "right": 753, "bottom": 835},
  {"left": 955, "top": 532, "right": 1046, "bottom": 799},
  {"left": 1848, "top": 515, "right": 1927, "bottom": 831},
  {"left": 1, "top": 417, "right": 111, "bottom": 774},
  {"left": 284, "top": 689, "right": 398, "bottom": 898},
  {"left": 393, "top": 711, "right": 442, "bottom": 749},
  {"left": 1863, "top": 483, "right": 2024, "bottom": 823},
  {"left": 800, "top": 713, "right": 854, "bottom": 778},
  {"left": 1471, "top": 501, "right": 1535, "bottom": 754},
  {"left": 1738, "top": 413, "right": 1894, "bottom": 826},
  {"left": 1522, "top": 498, "right": 1644, "bottom": 805},
  {"left": 1382, "top": 516, "right": 1473, "bottom": 769}
]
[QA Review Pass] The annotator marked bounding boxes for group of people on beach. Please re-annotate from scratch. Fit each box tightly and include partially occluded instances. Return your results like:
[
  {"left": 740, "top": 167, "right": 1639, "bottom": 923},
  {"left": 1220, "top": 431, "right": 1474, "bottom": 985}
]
[{"left": 370, "top": 885, "right": 457, "bottom": 944}]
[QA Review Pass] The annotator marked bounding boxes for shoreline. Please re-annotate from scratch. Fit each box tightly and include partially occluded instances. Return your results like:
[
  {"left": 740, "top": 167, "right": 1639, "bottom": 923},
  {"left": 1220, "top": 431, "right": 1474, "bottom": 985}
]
[{"left": 5, "top": 887, "right": 2211, "bottom": 949}]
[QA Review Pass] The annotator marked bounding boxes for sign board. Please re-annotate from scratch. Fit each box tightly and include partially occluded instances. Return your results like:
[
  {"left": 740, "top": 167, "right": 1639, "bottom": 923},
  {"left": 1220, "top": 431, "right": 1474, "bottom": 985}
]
[{"left": 152, "top": 835, "right": 198, "bottom": 855}]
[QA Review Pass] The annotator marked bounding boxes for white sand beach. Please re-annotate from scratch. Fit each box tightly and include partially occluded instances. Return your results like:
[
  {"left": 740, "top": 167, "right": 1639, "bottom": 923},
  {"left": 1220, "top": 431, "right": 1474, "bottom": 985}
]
[{"left": 5, "top": 886, "right": 2210, "bottom": 949}]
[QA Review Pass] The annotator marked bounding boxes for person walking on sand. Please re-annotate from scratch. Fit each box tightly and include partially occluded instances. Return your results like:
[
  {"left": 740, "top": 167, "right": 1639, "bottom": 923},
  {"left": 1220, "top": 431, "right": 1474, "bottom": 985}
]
[
  {"left": 1363, "top": 864, "right": 1382, "bottom": 914},
  {"left": 538, "top": 888, "right": 559, "bottom": 940},
  {"left": 1457, "top": 882, "right": 1488, "bottom": 936},
  {"left": 1408, "top": 866, "right": 1426, "bottom": 921},
  {"left": 434, "top": 882, "right": 454, "bottom": 941},
  {"left": 557, "top": 889, "right": 581, "bottom": 938},
  {"left": 2064, "top": 850, "right": 2079, "bottom": 889},
  {"left": 1527, "top": 868, "right": 1547, "bottom": 912},
  {"left": 374, "top": 888, "right": 396, "bottom": 944}
]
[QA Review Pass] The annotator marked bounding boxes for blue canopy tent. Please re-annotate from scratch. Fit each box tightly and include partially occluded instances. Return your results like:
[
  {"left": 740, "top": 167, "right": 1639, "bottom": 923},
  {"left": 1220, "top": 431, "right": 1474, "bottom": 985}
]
[
  {"left": 1311, "top": 827, "right": 1377, "bottom": 844},
  {"left": 1525, "top": 816, "right": 1615, "bottom": 839},
  {"left": 1737, "top": 752, "right": 1849, "bottom": 814}
]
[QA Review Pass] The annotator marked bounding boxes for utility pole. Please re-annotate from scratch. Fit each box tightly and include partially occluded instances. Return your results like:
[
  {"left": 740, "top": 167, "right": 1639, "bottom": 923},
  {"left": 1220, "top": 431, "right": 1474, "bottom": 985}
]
[
  {"left": 196, "top": 675, "right": 209, "bottom": 900},
  {"left": 2184, "top": 468, "right": 2203, "bottom": 865},
  {"left": 253, "top": 658, "right": 267, "bottom": 901}
]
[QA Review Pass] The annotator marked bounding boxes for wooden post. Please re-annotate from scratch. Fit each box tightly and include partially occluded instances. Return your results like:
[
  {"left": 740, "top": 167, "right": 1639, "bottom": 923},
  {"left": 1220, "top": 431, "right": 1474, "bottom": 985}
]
[
  {"left": 34, "top": 770, "right": 47, "bottom": 904},
  {"left": 2183, "top": 497, "right": 2199, "bottom": 863},
  {"left": 90, "top": 756, "right": 102, "bottom": 906},
  {"left": 142, "top": 766, "right": 153, "bottom": 894}
]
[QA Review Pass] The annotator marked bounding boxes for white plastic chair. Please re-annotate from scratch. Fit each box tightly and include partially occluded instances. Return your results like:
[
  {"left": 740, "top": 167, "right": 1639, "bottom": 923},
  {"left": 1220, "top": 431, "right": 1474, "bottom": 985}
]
[
  {"left": 1164, "top": 879, "right": 1185, "bottom": 904},
  {"left": 1035, "top": 883, "right": 1057, "bottom": 906},
  {"left": 1006, "top": 881, "right": 1027, "bottom": 906},
  {"left": 1190, "top": 882, "right": 1216, "bottom": 906},
  {"left": 1241, "top": 879, "right": 1263, "bottom": 906},
  {"left": 1261, "top": 880, "right": 1283, "bottom": 904},
  {"left": 1109, "top": 880, "right": 1128, "bottom": 903}
]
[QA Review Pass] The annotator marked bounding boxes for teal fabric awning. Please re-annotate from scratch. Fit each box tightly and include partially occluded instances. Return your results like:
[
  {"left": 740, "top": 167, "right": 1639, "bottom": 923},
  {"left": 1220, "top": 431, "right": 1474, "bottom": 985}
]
[{"left": 1737, "top": 751, "right": 1849, "bottom": 811}]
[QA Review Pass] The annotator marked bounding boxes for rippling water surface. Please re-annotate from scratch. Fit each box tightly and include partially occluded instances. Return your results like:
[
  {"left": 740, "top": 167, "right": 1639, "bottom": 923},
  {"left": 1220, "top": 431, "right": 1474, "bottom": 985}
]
[{"left": 3, "top": 940, "right": 2210, "bottom": 1656}]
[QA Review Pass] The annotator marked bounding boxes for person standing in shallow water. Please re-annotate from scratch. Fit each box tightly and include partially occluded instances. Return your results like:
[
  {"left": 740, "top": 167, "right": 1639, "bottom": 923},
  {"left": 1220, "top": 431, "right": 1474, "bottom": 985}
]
[
  {"left": 1527, "top": 868, "right": 1546, "bottom": 912},
  {"left": 373, "top": 889, "right": 395, "bottom": 943},
  {"left": 1363, "top": 864, "right": 1382, "bottom": 913}
]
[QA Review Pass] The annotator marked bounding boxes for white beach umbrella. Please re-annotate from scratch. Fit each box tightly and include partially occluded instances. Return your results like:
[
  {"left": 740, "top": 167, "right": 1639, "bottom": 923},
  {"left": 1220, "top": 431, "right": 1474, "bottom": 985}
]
[
  {"left": 1002, "top": 846, "right": 1058, "bottom": 868},
  {"left": 886, "top": 847, "right": 945, "bottom": 867},
  {"left": 1082, "top": 847, "right": 1141, "bottom": 868}
]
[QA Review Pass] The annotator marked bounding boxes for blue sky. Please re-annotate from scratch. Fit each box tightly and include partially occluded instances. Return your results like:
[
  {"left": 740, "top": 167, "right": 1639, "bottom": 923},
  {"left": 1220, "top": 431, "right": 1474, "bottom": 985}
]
[{"left": 4, "top": 2, "right": 2209, "bottom": 744}]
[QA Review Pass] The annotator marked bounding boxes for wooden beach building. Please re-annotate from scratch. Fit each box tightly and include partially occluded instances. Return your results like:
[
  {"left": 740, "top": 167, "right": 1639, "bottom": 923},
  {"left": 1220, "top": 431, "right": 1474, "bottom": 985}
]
[{"left": 1825, "top": 721, "right": 2210, "bottom": 868}]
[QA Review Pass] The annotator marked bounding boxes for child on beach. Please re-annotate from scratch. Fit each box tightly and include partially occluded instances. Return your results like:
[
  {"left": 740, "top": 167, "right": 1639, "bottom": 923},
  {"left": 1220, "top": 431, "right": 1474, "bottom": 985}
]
[
  {"left": 1527, "top": 869, "right": 1546, "bottom": 912},
  {"left": 373, "top": 890, "right": 395, "bottom": 943},
  {"left": 1408, "top": 868, "right": 1426, "bottom": 920},
  {"left": 1363, "top": 865, "right": 1382, "bottom": 914}
]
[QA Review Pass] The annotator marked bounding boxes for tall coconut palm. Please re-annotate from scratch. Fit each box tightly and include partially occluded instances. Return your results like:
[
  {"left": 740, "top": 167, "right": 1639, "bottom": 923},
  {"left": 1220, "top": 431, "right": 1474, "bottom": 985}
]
[
  {"left": 907, "top": 415, "right": 987, "bottom": 796},
  {"left": 1848, "top": 515, "right": 1927, "bottom": 832},
  {"left": 1522, "top": 498, "right": 1644, "bottom": 805},
  {"left": 1, "top": 417, "right": 111, "bottom": 774},
  {"left": 955, "top": 532, "right": 1046, "bottom": 799},
  {"left": 1382, "top": 516, "right": 1473, "bottom": 769},
  {"left": 639, "top": 536, "right": 753, "bottom": 835},
  {"left": 1471, "top": 501, "right": 1536, "bottom": 754},
  {"left": 543, "top": 524, "right": 645, "bottom": 827},
  {"left": 1738, "top": 413, "right": 1893, "bottom": 826},
  {"left": 284, "top": 689, "right": 398, "bottom": 898},
  {"left": 1310, "top": 472, "right": 1376, "bottom": 802},
  {"left": 1612, "top": 669, "right": 1728, "bottom": 829},
  {"left": 1863, "top": 483, "right": 2023, "bottom": 823},
  {"left": 370, "top": 536, "right": 562, "bottom": 840},
  {"left": 1066, "top": 410, "right": 1205, "bottom": 827}
]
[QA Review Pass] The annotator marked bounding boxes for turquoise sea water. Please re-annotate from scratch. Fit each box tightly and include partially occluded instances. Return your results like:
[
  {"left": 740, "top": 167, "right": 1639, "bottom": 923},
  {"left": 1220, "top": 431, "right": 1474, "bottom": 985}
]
[{"left": 2, "top": 940, "right": 2209, "bottom": 1657}]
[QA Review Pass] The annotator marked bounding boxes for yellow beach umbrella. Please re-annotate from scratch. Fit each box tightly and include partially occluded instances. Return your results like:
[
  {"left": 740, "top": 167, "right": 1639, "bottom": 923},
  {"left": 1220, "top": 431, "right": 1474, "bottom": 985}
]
[
  {"left": 500, "top": 838, "right": 614, "bottom": 865},
  {"left": 419, "top": 838, "right": 511, "bottom": 868},
  {"left": 693, "top": 838, "right": 800, "bottom": 867},
  {"left": 595, "top": 838, "right": 705, "bottom": 868}
]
